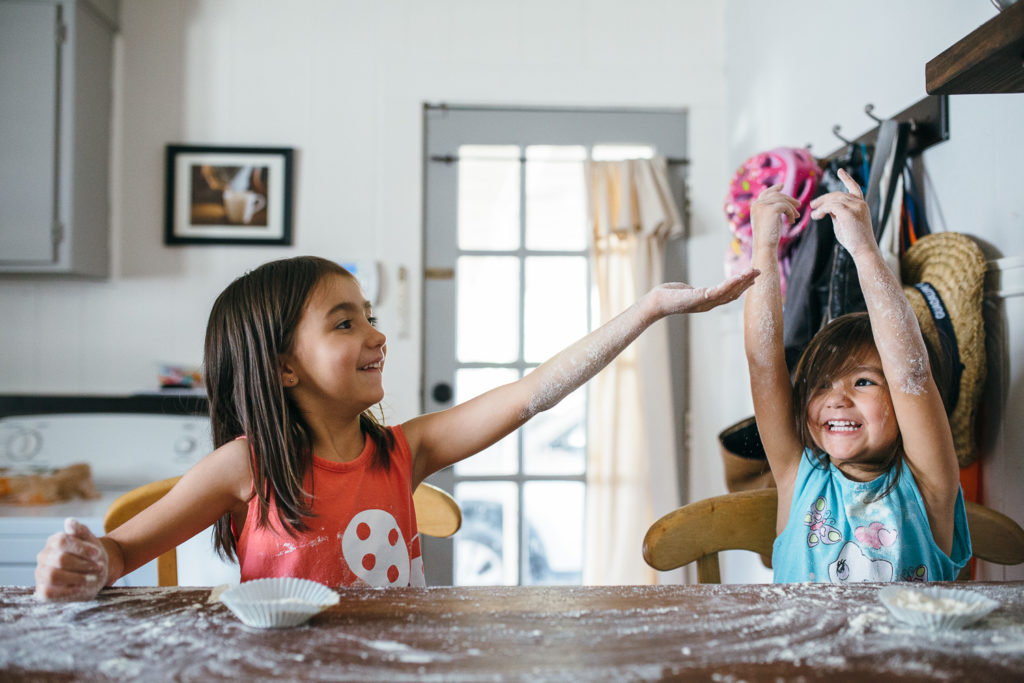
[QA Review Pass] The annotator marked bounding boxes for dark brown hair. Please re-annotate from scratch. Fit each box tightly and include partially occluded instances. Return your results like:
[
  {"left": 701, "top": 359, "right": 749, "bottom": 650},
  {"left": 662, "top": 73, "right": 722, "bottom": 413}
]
[
  {"left": 204, "top": 256, "right": 394, "bottom": 559},
  {"left": 792, "top": 312, "right": 952, "bottom": 500}
]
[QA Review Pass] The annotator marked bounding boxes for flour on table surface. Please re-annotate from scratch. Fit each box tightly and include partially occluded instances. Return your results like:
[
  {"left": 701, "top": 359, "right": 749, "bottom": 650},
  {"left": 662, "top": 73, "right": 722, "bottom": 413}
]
[{"left": 2, "top": 583, "right": 1023, "bottom": 682}]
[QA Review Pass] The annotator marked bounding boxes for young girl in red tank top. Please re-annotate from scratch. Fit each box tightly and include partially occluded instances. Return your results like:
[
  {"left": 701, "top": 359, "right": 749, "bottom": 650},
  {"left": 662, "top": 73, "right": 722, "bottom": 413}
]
[{"left": 36, "top": 256, "right": 756, "bottom": 598}]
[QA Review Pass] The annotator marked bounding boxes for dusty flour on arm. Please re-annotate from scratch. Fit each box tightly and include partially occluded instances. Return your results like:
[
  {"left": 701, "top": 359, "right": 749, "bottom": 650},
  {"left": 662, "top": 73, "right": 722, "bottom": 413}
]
[
  {"left": 521, "top": 309, "right": 639, "bottom": 420},
  {"left": 870, "top": 272, "right": 930, "bottom": 396}
]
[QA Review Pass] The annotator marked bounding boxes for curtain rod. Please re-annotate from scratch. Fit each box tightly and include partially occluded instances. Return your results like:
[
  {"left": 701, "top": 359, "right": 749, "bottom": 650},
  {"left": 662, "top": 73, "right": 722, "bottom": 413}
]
[{"left": 429, "top": 154, "right": 689, "bottom": 166}]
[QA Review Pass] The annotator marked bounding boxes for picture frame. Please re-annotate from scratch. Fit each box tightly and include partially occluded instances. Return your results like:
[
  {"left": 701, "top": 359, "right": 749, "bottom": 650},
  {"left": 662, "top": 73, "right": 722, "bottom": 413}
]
[{"left": 164, "top": 145, "right": 294, "bottom": 245}]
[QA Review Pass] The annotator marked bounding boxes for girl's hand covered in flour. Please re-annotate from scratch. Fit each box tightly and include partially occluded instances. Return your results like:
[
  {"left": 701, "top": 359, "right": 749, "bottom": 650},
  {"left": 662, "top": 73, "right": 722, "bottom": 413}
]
[
  {"left": 750, "top": 183, "right": 801, "bottom": 251},
  {"left": 809, "top": 168, "right": 873, "bottom": 258},
  {"left": 35, "top": 518, "right": 111, "bottom": 601},
  {"left": 643, "top": 269, "right": 760, "bottom": 317}
]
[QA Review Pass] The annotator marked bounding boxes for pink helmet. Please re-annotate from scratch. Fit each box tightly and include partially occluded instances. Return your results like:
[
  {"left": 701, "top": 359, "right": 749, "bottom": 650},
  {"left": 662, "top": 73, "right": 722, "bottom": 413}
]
[{"left": 723, "top": 147, "right": 820, "bottom": 294}]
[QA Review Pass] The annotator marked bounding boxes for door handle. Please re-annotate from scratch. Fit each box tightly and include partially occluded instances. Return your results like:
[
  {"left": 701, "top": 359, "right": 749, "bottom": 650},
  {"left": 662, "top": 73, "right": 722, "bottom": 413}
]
[{"left": 431, "top": 383, "right": 453, "bottom": 403}]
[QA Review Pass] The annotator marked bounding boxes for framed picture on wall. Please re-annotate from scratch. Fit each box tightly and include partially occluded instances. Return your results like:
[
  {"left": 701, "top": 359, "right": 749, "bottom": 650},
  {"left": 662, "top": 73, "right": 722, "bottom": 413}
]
[{"left": 164, "top": 145, "right": 294, "bottom": 245}]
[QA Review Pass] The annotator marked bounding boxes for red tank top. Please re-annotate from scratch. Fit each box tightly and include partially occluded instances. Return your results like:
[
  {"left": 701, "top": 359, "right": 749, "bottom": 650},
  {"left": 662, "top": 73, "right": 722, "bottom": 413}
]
[{"left": 234, "top": 425, "right": 424, "bottom": 587}]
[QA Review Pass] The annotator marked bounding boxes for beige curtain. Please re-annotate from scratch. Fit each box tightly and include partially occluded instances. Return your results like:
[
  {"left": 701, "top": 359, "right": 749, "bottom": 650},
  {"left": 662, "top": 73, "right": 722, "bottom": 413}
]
[{"left": 583, "top": 157, "right": 683, "bottom": 585}]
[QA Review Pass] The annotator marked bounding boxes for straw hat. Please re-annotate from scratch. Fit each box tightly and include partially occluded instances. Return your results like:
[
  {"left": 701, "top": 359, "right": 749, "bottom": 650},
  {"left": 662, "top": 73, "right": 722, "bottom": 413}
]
[{"left": 901, "top": 232, "right": 988, "bottom": 467}]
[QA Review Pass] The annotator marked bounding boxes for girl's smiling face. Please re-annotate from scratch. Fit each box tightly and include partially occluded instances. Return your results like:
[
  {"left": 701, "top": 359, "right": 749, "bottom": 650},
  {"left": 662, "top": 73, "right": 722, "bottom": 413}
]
[
  {"left": 806, "top": 347, "right": 900, "bottom": 480},
  {"left": 282, "top": 273, "right": 386, "bottom": 414}
]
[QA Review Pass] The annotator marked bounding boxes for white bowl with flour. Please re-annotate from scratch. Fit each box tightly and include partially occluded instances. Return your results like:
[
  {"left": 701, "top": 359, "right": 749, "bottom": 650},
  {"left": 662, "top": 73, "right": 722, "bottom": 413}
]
[{"left": 879, "top": 585, "right": 999, "bottom": 630}]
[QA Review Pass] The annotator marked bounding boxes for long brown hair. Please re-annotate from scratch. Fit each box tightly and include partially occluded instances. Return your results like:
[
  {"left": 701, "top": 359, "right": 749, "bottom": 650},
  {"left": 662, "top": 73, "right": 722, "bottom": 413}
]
[
  {"left": 792, "top": 313, "right": 902, "bottom": 498},
  {"left": 791, "top": 312, "right": 952, "bottom": 501},
  {"left": 204, "top": 256, "right": 394, "bottom": 560}
]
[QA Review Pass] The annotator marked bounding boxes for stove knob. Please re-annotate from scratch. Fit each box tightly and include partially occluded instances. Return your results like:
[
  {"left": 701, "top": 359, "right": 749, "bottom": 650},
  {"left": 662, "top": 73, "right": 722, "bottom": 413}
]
[
  {"left": 174, "top": 436, "right": 198, "bottom": 459},
  {"left": 5, "top": 428, "right": 42, "bottom": 461}
]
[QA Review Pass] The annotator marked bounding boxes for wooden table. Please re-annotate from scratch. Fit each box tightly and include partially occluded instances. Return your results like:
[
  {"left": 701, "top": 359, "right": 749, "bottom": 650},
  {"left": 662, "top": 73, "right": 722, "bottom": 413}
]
[{"left": 2, "top": 582, "right": 1024, "bottom": 681}]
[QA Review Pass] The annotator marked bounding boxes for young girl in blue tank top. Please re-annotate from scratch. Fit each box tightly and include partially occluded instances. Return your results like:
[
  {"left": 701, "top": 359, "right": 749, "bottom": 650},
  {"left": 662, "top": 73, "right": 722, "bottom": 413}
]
[{"left": 744, "top": 169, "right": 970, "bottom": 584}]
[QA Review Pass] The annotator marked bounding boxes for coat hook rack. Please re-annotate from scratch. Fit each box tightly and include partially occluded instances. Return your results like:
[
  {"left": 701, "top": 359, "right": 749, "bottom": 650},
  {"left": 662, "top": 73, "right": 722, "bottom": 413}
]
[
  {"left": 823, "top": 95, "right": 948, "bottom": 162},
  {"left": 831, "top": 124, "right": 854, "bottom": 145}
]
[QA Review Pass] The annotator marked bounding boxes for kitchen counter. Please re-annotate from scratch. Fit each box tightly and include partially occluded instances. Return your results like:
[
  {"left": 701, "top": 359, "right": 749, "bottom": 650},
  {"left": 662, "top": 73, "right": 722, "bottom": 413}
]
[{"left": 2, "top": 582, "right": 1023, "bottom": 681}]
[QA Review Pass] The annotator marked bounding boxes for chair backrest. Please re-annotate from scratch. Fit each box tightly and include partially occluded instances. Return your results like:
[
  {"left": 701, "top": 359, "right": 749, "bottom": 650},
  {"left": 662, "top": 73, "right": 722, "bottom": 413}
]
[
  {"left": 413, "top": 482, "right": 463, "bottom": 538},
  {"left": 104, "top": 477, "right": 462, "bottom": 587},
  {"left": 642, "top": 489, "right": 777, "bottom": 583},
  {"left": 642, "top": 488, "right": 1024, "bottom": 583}
]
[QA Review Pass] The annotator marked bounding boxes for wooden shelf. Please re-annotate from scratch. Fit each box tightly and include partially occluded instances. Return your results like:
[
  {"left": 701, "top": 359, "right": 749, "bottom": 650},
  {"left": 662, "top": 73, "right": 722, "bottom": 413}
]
[{"left": 926, "top": 1, "right": 1024, "bottom": 94}]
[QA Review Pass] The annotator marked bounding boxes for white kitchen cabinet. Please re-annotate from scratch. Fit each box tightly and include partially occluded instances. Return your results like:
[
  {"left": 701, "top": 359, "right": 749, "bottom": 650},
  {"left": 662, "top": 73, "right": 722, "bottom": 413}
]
[{"left": 0, "top": 0, "right": 118, "bottom": 277}]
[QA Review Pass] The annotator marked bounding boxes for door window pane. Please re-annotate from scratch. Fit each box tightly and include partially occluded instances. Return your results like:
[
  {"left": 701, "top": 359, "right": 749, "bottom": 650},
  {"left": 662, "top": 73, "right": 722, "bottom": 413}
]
[
  {"left": 523, "top": 256, "right": 588, "bottom": 363},
  {"left": 453, "top": 368, "right": 520, "bottom": 476},
  {"left": 457, "top": 145, "right": 520, "bottom": 251},
  {"left": 454, "top": 481, "right": 519, "bottom": 586},
  {"left": 457, "top": 256, "right": 519, "bottom": 363},
  {"left": 523, "top": 481, "right": 584, "bottom": 585},
  {"left": 523, "top": 388, "right": 585, "bottom": 475},
  {"left": 525, "top": 146, "right": 586, "bottom": 251}
]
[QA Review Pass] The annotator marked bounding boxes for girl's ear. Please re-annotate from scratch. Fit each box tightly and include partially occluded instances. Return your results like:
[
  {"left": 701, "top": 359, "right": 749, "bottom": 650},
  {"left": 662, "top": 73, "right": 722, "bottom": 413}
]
[{"left": 280, "top": 359, "right": 298, "bottom": 387}]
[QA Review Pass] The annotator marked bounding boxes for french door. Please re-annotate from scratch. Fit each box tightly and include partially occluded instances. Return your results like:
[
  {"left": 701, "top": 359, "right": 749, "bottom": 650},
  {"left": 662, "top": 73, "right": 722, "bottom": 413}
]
[{"left": 421, "top": 105, "right": 688, "bottom": 586}]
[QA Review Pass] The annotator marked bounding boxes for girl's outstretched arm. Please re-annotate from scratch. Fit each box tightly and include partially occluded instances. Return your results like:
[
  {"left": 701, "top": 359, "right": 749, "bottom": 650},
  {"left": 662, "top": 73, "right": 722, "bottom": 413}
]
[
  {"left": 744, "top": 184, "right": 804, "bottom": 532},
  {"left": 34, "top": 440, "right": 252, "bottom": 601},
  {"left": 405, "top": 270, "right": 759, "bottom": 484},
  {"left": 810, "top": 169, "right": 960, "bottom": 553}
]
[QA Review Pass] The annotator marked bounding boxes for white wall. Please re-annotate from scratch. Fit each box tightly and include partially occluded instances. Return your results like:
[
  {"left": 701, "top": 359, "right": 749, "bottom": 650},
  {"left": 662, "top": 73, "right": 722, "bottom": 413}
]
[
  {"left": 722, "top": 0, "right": 1024, "bottom": 581},
  {"left": 0, "top": 0, "right": 729, "bottom": 484}
]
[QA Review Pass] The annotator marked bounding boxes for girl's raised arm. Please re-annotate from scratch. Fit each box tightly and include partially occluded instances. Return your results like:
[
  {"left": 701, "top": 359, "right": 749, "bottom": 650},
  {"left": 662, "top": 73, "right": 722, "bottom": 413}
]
[
  {"left": 810, "top": 169, "right": 960, "bottom": 553},
  {"left": 744, "top": 184, "right": 804, "bottom": 530},
  {"left": 405, "top": 271, "right": 758, "bottom": 485}
]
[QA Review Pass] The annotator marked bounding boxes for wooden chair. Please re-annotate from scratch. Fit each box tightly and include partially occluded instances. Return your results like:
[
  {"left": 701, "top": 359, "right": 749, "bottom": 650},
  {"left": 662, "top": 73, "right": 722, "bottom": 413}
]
[
  {"left": 642, "top": 488, "right": 1024, "bottom": 583},
  {"left": 104, "top": 477, "right": 462, "bottom": 586}
]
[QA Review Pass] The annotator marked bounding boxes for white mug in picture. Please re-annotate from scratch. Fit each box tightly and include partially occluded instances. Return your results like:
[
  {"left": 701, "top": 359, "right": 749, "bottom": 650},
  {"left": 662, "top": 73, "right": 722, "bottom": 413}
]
[{"left": 223, "top": 189, "right": 267, "bottom": 225}]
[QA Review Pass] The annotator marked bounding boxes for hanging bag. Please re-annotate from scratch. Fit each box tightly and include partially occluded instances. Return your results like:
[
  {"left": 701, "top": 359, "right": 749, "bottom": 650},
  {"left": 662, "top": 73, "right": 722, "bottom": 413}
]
[{"left": 826, "top": 119, "right": 910, "bottom": 320}]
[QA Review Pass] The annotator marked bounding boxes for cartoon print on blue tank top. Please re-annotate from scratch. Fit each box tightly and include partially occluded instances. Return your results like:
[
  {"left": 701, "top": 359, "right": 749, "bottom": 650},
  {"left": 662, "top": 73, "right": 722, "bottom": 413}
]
[
  {"left": 825, "top": 519, "right": 900, "bottom": 583},
  {"left": 804, "top": 496, "right": 842, "bottom": 548},
  {"left": 828, "top": 541, "right": 895, "bottom": 582},
  {"left": 904, "top": 565, "right": 928, "bottom": 582},
  {"left": 854, "top": 521, "right": 898, "bottom": 550}
]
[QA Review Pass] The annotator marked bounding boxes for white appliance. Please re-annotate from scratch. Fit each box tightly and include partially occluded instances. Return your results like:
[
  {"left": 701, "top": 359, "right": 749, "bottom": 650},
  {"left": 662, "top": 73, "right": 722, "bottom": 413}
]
[{"left": 0, "top": 395, "right": 240, "bottom": 587}]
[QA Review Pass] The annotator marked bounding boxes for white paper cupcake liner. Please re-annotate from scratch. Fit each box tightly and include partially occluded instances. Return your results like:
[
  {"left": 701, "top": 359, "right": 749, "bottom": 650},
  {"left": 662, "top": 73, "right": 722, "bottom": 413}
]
[
  {"left": 879, "top": 585, "right": 999, "bottom": 631},
  {"left": 220, "top": 577, "right": 340, "bottom": 629}
]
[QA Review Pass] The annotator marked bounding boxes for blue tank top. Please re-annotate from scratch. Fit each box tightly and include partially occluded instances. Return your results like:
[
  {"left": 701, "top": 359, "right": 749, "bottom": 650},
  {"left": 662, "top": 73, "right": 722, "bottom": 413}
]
[{"left": 772, "top": 450, "right": 971, "bottom": 583}]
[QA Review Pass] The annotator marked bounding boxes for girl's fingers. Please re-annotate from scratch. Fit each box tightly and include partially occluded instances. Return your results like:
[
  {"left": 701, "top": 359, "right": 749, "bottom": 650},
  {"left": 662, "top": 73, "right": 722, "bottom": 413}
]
[
  {"left": 35, "top": 519, "right": 108, "bottom": 602},
  {"left": 720, "top": 268, "right": 759, "bottom": 291},
  {"left": 50, "top": 551, "right": 103, "bottom": 574},
  {"left": 706, "top": 268, "right": 759, "bottom": 303},
  {"left": 65, "top": 517, "right": 99, "bottom": 542},
  {"left": 34, "top": 576, "right": 102, "bottom": 601},
  {"left": 810, "top": 192, "right": 860, "bottom": 216},
  {"left": 53, "top": 533, "right": 104, "bottom": 563},
  {"left": 755, "top": 184, "right": 799, "bottom": 205},
  {"left": 655, "top": 269, "right": 759, "bottom": 313},
  {"left": 758, "top": 192, "right": 801, "bottom": 209},
  {"left": 835, "top": 168, "right": 864, "bottom": 198},
  {"left": 34, "top": 561, "right": 105, "bottom": 601}
]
